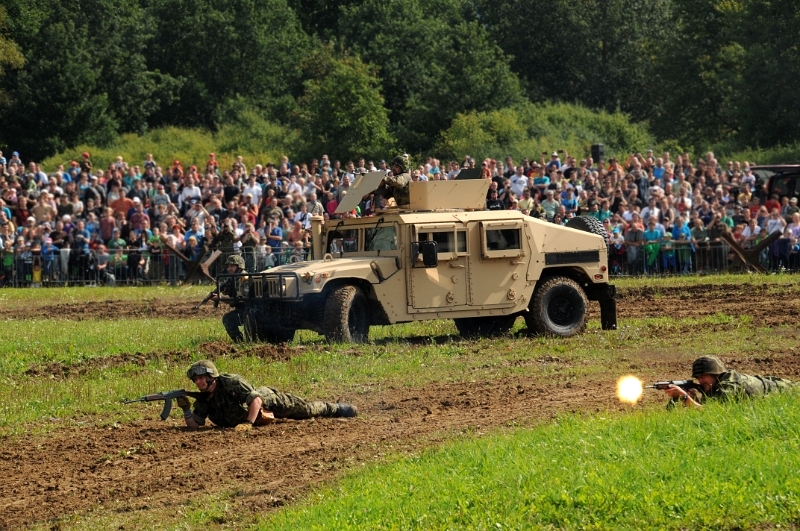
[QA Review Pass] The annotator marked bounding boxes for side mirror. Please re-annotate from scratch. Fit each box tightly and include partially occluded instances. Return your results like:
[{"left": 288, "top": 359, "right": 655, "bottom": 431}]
[{"left": 411, "top": 241, "right": 438, "bottom": 268}]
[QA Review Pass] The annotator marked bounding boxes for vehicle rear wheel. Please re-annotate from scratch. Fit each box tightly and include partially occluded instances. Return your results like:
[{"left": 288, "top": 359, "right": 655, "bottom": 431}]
[
  {"left": 565, "top": 215, "right": 609, "bottom": 245},
  {"left": 323, "top": 285, "right": 370, "bottom": 343},
  {"left": 526, "top": 276, "right": 588, "bottom": 337},
  {"left": 454, "top": 315, "right": 516, "bottom": 338}
]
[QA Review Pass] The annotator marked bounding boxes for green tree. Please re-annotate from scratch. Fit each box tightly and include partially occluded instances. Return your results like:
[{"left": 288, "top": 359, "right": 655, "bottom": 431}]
[
  {"left": 477, "top": 0, "right": 672, "bottom": 123},
  {"left": 647, "top": 0, "right": 745, "bottom": 147},
  {"left": 296, "top": 52, "right": 394, "bottom": 161},
  {"left": 0, "top": 18, "right": 116, "bottom": 158},
  {"left": 0, "top": 6, "right": 24, "bottom": 103},
  {"left": 146, "top": 0, "right": 310, "bottom": 128},
  {"left": 286, "top": 0, "right": 365, "bottom": 39},
  {"left": 338, "top": 0, "right": 522, "bottom": 153},
  {"left": 735, "top": 0, "right": 800, "bottom": 148},
  {"left": 0, "top": 0, "right": 177, "bottom": 159}
]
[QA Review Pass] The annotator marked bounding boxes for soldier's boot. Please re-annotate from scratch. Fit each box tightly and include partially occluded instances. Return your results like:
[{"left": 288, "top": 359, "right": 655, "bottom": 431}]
[
  {"left": 306, "top": 401, "right": 356, "bottom": 418},
  {"left": 334, "top": 403, "right": 358, "bottom": 418}
]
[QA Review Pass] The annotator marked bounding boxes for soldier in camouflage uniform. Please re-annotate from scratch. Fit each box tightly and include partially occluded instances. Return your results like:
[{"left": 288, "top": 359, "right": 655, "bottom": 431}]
[
  {"left": 375, "top": 156, "right": 411, "bottom": 207},
  {"left": 176, "top": 360, "right": 357, "bottom": 431},
  {"left": 209, "top": 220, "right": 236, "bottom": 277},
  {"left": 664, "top": 355, "right": 798, "bottom": 408},
  {"left": 208, "top": 254, "right": 249, "bottom": 342}
]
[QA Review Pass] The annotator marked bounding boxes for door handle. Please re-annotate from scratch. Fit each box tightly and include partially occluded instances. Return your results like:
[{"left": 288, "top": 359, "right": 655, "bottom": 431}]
[
  {"left": 510, "top": 260, "right": 525, "bottom": 265},
  {"left": 449, "top": 263, "right": 466, "bottom": 268}
]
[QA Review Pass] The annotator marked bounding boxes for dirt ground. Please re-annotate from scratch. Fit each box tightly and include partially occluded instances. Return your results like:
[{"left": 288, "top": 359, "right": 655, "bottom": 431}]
[{"left": 3, "top": 282, "right": 800, "bottom": 529}]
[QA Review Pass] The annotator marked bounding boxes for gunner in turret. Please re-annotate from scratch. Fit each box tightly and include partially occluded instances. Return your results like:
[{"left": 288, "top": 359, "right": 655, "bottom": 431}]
[{"left": 376, "top": 156, "right": 411, "bottom": 207}]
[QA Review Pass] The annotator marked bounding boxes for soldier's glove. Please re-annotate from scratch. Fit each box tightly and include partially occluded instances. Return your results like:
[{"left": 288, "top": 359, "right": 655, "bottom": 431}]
[
  {"left": 234, "top": 422, "right": 253, "bottom": 432},
  {"left": 176, "top": 396, "right": 191, "bottom": 410}
]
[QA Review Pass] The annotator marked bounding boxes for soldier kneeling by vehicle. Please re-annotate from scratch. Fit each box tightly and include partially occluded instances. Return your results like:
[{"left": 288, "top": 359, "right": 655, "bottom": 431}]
[
  {"left": 178, "top": 361, "right": 358, "bottom": 431},
  {"left": 663, "top": 355, "right": 798, "bottom": 408},
  {"left": 205, "top": 254, "right": 249, "bottom": 342}
]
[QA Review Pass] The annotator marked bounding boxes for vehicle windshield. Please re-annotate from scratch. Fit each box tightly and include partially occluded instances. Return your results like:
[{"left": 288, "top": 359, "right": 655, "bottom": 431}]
[
  {"left": 365, "top": 226, "right": 397, "bottom": 251},
  {"left": 327, "top": 229, "right": 359, "bottom": 255}
]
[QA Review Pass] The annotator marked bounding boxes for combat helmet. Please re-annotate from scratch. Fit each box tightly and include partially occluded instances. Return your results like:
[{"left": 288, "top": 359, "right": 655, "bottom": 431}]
[
  {"left": 691, "top": 356, "right": 727, "bottom": 378},
  {"left": 187, "top": 360, "right": 219, "bottom": 380},
  {"left": 226, "top": 254, "right": 245, "bottom": 269},
  {"left": 391, "top": 156, "right": 407, "bottom": 174}
]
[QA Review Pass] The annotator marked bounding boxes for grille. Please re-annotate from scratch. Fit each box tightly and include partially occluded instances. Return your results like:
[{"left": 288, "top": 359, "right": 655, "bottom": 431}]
[{"left": 266, "top": 277, "right": 283, "bottom": 298}]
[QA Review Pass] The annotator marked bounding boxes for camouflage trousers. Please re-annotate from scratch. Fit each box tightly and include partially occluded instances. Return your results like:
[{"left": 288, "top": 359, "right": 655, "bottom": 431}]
[{"left": 256, "top": 386, "right": 340, "bottom": 419}]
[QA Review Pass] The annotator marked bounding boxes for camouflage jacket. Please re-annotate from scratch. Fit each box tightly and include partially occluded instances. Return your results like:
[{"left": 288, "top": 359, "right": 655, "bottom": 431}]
[
  {"left": 707, "top": 370, "right": 798, "bottom": 401},
  {"left": 191, "top": 373, "right": 271, "bottom": 427},
  {"left": 211, "top": 228, "right": 235, "bottom": 252},
  {"left": 384, "top": 172, "right": 410, "bottom": 206}
]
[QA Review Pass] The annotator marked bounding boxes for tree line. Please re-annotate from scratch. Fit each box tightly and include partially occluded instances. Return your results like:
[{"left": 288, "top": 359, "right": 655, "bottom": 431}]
[{"left": 0, "top": 0, "right": 798, "bottom": 162}]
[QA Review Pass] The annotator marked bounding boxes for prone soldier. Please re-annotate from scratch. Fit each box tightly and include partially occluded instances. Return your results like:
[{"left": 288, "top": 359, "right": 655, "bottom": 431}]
[
  {"left": 663, "top": 355, "right": 798, "bottom": 408},
  {"left": 177, "top": 360, "right": 357, "bottom": 431}
]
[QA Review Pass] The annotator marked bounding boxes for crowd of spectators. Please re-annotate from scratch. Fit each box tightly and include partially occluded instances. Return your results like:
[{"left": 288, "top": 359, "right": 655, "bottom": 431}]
[
  {"left": 473, "top": 150, "right": 800, "bottom": 274},
  {"left": 0, "top": 147, "right": 797, "bottom": 287}
]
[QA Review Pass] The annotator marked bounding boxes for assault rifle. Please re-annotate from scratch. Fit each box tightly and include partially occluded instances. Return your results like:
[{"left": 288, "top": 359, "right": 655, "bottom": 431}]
[
  {"left": 123, "top": 389, "right": 207, "bottom": 420},
  {"left": 646, "top": 380, "right": 705, "bottom": 405},
  {"left": 193, "top": 291, "right": 217, "bottom": 310},
  {"left": 645, "top": 380, "right": 703, "bottom": 393}
]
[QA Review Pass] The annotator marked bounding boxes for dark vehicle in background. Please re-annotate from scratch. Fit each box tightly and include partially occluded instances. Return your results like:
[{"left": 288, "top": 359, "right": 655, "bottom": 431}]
[{"left": 754, "top": 165, "right": 800, "bottom": 201}]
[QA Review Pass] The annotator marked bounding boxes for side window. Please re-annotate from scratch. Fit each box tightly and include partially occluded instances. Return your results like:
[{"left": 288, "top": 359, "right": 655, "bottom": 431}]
[
  {"left": 416, "top": 224, "right": 467, "bottom": 261},
  {"left": 485, "top": 229, "right": 521, "bottom": 251},
  {"left": 481, "top": 221, "right": 524, "bottom": 258},
  {"left": 771, "top": 176, "right": 793, "bottom": 198}
]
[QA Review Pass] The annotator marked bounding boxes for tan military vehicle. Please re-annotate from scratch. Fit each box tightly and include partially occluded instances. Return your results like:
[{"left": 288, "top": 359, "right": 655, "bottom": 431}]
[{"left": 218, "top": 170, "right": 616, "bottom": 343}]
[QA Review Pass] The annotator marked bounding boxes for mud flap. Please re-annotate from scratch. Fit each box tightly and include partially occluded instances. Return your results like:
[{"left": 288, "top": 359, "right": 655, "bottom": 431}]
[{"left": 599, "top": 297, "right": 617, "bottom": 330}]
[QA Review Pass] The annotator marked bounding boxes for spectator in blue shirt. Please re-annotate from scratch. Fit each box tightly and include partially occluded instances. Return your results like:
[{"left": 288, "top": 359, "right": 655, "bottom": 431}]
[
  {"left": 267, "top": 218, "right": 283, "bottom": 249},
  {"left": 671, "top": 216, "right": 692, "bottom": 241},
  {"left": 561, "top": 188, "right": 578, "bottom": 216}
]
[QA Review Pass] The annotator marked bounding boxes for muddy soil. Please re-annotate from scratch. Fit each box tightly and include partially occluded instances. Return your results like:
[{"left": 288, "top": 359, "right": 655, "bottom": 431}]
[
  {"left": 3, "top": 282, "right": 800, "bottom": 529},
  {"left": 0, "top": 298, "right": 227, "bottom": 321}
]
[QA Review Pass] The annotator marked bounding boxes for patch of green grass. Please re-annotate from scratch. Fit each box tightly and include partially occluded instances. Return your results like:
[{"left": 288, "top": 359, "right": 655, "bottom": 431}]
[
  {"left": 262, "top": 393, "right": 800, "bottom": 531},
  {"left": 0, "top": 317, "right": 224, "bottom": 375}
]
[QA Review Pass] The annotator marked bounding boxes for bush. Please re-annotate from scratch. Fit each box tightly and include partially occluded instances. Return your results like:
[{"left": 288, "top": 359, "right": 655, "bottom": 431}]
[
  {"left": 722, "top": 143, "right": 800, "bottom": 165},
  {"left": 437, "top": 101, "right": 654, "bottom": 162},
  {"left": 41, "top": 113, "right": 293, "bottom": 173}
]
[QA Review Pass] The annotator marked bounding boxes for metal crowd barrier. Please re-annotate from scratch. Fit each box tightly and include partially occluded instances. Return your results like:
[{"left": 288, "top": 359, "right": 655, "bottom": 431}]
[
  {"left": 0, "top": 247, "right": 310, "bottom": 288},
  {"left": 607, "top": 239, "right": 799, "bottom": 277}
]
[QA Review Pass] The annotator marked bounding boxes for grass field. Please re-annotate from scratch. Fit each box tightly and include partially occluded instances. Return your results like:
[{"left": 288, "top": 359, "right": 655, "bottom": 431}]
[
  {"left": 263, "top": 395, "right": 800, "bottom": 531},
  {"left": 5, "top": 275, "right": 800, "bottom": 530}
]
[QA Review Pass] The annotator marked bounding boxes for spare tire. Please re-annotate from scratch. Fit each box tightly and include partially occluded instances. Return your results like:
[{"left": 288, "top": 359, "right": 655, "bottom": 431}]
[{"left": 565, "top": 215, "right": 609, "bottom": 245}]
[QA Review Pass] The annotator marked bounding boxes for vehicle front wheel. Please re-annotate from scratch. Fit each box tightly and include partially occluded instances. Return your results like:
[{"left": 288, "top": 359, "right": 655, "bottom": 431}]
[
  {"left": 526, "top": 276, "right": 588, "bottom": 337},
  {"left": 323, "top": 285, "right": 370, "bottom": 343}
]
